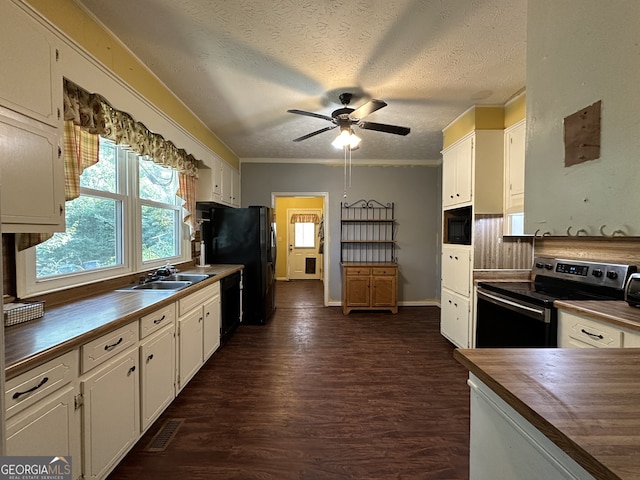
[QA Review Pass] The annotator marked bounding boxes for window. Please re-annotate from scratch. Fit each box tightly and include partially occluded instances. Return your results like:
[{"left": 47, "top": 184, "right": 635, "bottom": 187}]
[
  {"left": 294, "top": 222, "right": 316, "bottom": 248},
  {"left": 20, "top": 139, "right": 188, "bottom": 295}
]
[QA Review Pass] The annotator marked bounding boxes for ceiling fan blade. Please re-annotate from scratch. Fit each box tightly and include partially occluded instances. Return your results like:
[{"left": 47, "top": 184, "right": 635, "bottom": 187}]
[
  {"left": 292, "top": 125, "right": 337, "bottom": 142},
  {"left": 358, "top": 121, "right": 410, "bottom": 136},
  {"left": 287, "top": 109, "right": 334, "bottom": 122},
  {"left": 350, "top": 99, "right": 387, "bottom": 119}
]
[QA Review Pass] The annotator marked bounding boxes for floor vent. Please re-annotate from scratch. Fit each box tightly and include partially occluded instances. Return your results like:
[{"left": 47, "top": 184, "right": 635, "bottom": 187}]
[{"left": 144, "top": 418, "right": 185, "bottom": 452}]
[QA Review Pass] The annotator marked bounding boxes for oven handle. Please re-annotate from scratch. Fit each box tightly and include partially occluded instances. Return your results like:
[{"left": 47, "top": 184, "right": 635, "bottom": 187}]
[{"left": 477, "top": 289, "right": 548, "bottom": 323}]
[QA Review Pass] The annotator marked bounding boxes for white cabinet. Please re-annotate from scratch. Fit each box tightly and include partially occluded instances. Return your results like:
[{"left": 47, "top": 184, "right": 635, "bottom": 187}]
[
  {"left": 80, "top": 322, "right": 139, "bottom": 480},
  {"left": 441, "top": 245, "right": 472, "bottom": 297},
  {"left": 504, "top": 120, "right": 526, "bottom": 213},
  {"left": 0, "top": 2, "right": 65, "bottom": 233},
  {"left": 203, "top": 284, "right": 221, "bottom": 361},
  {"left": 5, "top": 350, "right": 80, "bottom": 479},
  {"left": 80, "top": 346, "right": 139, "bottom": 480},
  {"left": 177, "top": 308, "right": 203, "bottom": 391},
  {"left": 196, "top": 156, "right": 223, "bottom": 203},
  {"left": 441, "top": 244, "right": 472, "bottom": 348},
  {"left": 139, "top": 303, "right": 176, "bottom": 432},
  {"left": 442, "top": 135, "right": 473, "bottom": 208},
  {"left": 220, "top": 162, "right": 240, "bottom": 206},
  {"left": 140, "top": 325, "right": 175, "bottom": 431},
  {"left": 558, "top": 309, "right": 640, "bottom": 348},
  {"left": 441, "top": 289, "right": 471, "bottom": 348},
  {"left": 0, "top": 0, "right": 62, "bottom": 127},
  {"left": 469, "top": 374, "right": 594, "bottom": 480}
]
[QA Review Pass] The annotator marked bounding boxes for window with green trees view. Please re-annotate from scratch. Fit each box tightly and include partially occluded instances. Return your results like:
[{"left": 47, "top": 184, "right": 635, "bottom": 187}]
[{"left": 35, "top": 139, "right": 183, "bottom": 279}]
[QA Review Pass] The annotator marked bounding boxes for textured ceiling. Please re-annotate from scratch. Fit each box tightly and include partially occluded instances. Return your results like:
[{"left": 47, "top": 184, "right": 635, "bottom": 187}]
[{"left": 76, "top": 0, "right": 527, "bottom": 162}]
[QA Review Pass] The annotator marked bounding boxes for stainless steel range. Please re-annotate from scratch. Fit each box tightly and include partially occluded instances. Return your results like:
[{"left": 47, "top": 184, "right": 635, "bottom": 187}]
[{"left": 475, "top": 257, "right": 637, "bottom": 348}]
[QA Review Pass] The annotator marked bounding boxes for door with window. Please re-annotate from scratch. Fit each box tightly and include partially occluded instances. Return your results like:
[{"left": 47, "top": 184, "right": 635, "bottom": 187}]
[{"left": 287, "top": 209, "right": 322, "bottom": 280}]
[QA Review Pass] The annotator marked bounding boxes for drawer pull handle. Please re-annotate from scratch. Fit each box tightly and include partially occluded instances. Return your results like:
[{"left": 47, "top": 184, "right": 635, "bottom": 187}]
[
  {"left": 147, "top": 354, "right": 154, "bottom": 362},
  {"left": 104, "top": 337, "right": 123, "bottom": 351},
  {"left": 128, "top": 366, "right": 136, "bottom": 375},
  {"left": 581, "top": 328, "right": 604, "bottom": 340},
  {"left": 153, "top": 315, "right": 166, "bottom": 325},
  {"left": 13, "top": 377, "right": 49, "bottom": 399}
]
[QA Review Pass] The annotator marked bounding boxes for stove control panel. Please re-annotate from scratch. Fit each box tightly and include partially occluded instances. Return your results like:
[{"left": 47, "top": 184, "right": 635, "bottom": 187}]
[{"left": 533, "top": 257, "right": 636, "bottom": 290}]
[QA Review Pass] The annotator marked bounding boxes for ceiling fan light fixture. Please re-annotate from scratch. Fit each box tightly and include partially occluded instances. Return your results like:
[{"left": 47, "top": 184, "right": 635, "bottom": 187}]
[{"left": 332, "top": 128, "right": 361, "bottom": 149}]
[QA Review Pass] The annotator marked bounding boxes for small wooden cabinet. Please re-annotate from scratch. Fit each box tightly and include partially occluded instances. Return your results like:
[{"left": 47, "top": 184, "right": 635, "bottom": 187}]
[{"left": 342, "top": 263, "right": 398, "bottom": 315}]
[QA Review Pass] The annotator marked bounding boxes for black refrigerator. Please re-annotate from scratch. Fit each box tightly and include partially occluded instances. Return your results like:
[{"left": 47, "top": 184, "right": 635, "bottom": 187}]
[{"left": 202, "top": 206, "right": 276, "bottom": 325}]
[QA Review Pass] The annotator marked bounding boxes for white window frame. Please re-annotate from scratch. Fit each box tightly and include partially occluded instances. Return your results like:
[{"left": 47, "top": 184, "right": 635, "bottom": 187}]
[{"left": 16, "top": 142, "right": 190, "bottom": 298}]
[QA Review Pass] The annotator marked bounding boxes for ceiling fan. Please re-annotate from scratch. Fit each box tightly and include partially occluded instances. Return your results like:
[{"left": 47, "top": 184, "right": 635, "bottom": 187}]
[{"left": 287, "top": 93, "right": 411, "bottom": 143}]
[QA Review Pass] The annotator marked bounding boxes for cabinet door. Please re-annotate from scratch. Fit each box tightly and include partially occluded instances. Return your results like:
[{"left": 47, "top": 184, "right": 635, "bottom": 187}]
[
  {"left": 505, "top": 121, "right": 526, "bottom": 211},
  {"left": 0, "top": 1, "right": 60, "bottom": 127},
  {"left": 81, "top": 347, "right": 139, "bottom": 480},
  {"left": 231, "top": 168, "right": 240, "bottom": 206},
  {"left": 371, "top": 274, "right": 397, "bottom": 307},
  {"left": 220, "top": 162, "right": 233, "bottom": 205},
  {"left": 212, "top": 156, "right": 222, "bottom": 198},
  {"left": 442, "top": 145, "right": 458, "bottom": 208},
  {"left": 441, "top": 289, "right": 471, "bottom": 348},
  {"left": 140, "top": 326, "right": 175, "bottom": 432},
  {"left": 6, "top": 385, "right": 81, "bottom": 479},
  {"left": 441, "top": 245, "right": 472, "bottom": 296},
  {"left": 0, "top": 107, "right": 64, "bottom": 232},
  {"left": 178, "top": 308, "right": 204, "bottom": 391},
  {"left": 455, "top": 136, "right": 473, "bottom": 205},
  {"left": 203, "top": 297, "right": 221, "bottom": 361},
  {"left": 345, "top": 275, "right": 370, "bottom": 307}
]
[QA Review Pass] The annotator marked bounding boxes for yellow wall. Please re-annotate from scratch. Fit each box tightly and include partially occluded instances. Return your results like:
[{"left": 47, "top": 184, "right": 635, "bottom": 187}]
[
  {"left": 274, "top": 197, "right": 324, "bottom": 278},
  {"left": 25, "top": 0, "right": 239, "bottom": 168},
  {"left": 442, "top": 106, "right": 505, "bottom": 149}
]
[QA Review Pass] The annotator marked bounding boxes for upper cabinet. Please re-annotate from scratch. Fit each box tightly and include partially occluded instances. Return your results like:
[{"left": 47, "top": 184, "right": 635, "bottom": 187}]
[
  {"left": 0, "top": 1, "right": 65, "bottom": 233},
  {"left": 0, "top": 1, "right": 61, "bottom": 128},
  {"left": 442, "top": 130, "right": 504, "bottom": 215},
  {"left": 503, "top": 119, "right": 526, "bottom": 236},
  {"left": 197, "top": 158, "right": 240, "bottom": 207}
]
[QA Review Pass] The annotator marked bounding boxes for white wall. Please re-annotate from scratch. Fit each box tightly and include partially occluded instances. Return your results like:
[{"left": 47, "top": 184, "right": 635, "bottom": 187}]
[
  {"left": 241, "top": 162, "right": 442, "bottom": 305},
  {"left": 524, "top": 0, "right": 640, "bottom": 236}
]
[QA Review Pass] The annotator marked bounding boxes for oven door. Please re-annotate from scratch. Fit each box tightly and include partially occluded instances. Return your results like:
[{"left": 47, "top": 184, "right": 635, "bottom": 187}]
[{"left": 475, "top": 288, "right": 556, "bottom": 348}]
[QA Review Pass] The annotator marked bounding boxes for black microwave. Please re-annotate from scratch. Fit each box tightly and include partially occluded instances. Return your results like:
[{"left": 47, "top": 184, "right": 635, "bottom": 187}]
[{"left": 446, "top": 216, "right": 471, "bottom": 244}]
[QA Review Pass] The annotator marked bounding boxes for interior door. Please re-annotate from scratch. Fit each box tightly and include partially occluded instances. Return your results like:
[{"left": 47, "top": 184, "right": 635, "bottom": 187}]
[{"left": 287, "top": 208, "right": 322, "bottom": 280}]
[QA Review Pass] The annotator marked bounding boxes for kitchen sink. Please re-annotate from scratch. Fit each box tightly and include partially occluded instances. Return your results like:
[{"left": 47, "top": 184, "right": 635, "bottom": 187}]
[
  {"left": 158, "top": 273, "right": 210, "bottom": 283},
  {"left": 116, "top": 280, "right": 192, "bottom": 292}
]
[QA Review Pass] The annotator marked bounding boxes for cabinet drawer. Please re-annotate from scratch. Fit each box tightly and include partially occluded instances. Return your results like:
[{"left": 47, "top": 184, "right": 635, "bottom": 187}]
[
  {"left": 140, "top": 303, "right": 176, "bottom": 339},
  {"left": 565, "top": 316, "right": 621, "bottom": 348},
  {"left": 344, "top": 267, "right": 371, "bottom": 276},
  {"left": 178, "top": 283, "right": 219, "bottom": 316},
  {"left": 372, "top": 267, "right": 396, "bottom": 276},
  {"left": 6, "top": 350, "right": 77, "bottom": 419},
  {"left": 81, "top": 322, "right": 138, "bottom": 374}
]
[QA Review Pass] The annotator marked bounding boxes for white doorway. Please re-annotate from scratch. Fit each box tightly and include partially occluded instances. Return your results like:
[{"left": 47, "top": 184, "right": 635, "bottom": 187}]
[{"left": 287, "top": 208, "right": 323, "bottom": 280}]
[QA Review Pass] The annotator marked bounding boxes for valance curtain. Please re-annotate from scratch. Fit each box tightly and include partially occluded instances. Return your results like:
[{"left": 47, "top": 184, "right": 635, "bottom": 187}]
[
  {"left": 290, "top": 214, "right": 320, "bottom": 224},
  {"left": 18, "top": 79, "right": 201, "bottom": 251}
]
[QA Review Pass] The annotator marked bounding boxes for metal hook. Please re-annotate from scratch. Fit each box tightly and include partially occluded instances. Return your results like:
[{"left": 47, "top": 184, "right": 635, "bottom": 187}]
[
  {"left": 566, "top": 226, "right": 573, "bottom": 236},
  {"left": 600, "top": 225, "right": 610, "bottom": 237},
  {"left": 576, "top": 228, "right": 588, "bottom": 236}
]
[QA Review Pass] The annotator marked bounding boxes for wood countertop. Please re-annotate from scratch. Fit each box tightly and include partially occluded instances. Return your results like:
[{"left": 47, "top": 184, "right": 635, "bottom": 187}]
[
  {"left": 455, "top": 348, "right": 640, "bottom": 480},
  {"left": 555, "top": 299, "right": 640, "bottom": 333},
  {"left": 4, "top": 264, "right": 243, "bottom": 379}
]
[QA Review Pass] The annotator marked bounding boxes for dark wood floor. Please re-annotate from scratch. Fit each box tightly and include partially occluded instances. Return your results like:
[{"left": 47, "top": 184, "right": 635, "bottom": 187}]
[{"left": 107, "top": 280, "right": 470, "bottom": 480}]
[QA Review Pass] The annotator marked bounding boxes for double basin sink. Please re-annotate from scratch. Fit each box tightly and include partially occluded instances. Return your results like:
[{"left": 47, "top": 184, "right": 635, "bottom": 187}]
[{"left": 117, "top": 273, "right": 212, "bottom": 292}]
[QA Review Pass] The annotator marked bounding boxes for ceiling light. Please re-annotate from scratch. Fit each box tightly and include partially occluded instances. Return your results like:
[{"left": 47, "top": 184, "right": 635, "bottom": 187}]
[{"left": 332, "top": 128, "right": 361, "bottom": 150}]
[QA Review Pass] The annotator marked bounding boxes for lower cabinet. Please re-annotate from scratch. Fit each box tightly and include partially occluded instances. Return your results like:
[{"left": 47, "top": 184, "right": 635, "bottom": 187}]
[
  {"left": 140, "top": 324, "right": 175, "bottom": 432},
  {"left": 440, "top": 289, "right": 471, "bottom": 348},
  {"left": 177, "top": 308, "right": 204, "bottom": 391},
  {"left": 558, "top": 309, "right": 640, "bottom": 348},
  {"left": 4, "top": 278, "right": 228, "bottom": 480},
  {"left": 80, "top": 346, "right": 139, "bottom": 480},
  {"left": 342, "top": 263, "right": 398, "bottom": 314},
  {"left": 5, "top": 350, "right": 80, "bottom": 480}
]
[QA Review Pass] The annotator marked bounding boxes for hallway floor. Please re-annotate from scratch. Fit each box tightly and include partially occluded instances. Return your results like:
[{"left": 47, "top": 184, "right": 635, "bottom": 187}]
[{"left": 107, "top": 280, "right": 470, "bottom": 480}]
